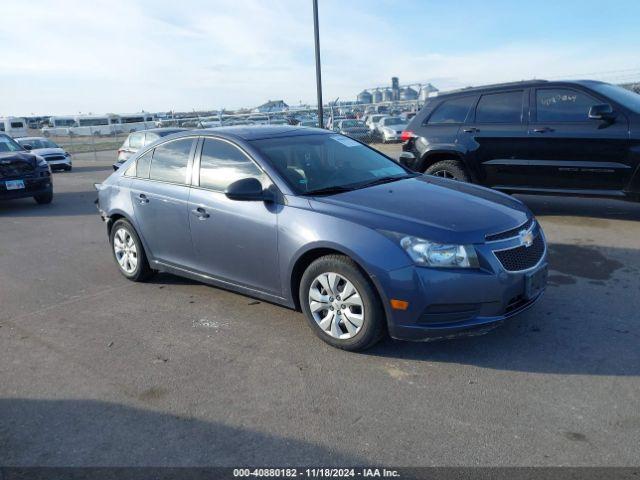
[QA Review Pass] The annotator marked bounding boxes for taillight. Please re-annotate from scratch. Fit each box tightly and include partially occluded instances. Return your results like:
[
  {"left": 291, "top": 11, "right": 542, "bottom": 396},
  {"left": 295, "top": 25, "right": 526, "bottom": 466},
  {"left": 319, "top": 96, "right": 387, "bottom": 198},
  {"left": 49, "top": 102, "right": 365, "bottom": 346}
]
[{"left": 400, "top": 130, "right": 415, "bottom": 142}]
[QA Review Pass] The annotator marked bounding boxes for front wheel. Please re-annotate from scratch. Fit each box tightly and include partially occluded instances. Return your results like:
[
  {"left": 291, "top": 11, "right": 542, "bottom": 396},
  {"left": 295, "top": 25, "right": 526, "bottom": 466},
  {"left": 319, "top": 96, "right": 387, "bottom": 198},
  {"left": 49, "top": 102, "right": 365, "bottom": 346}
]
[
  {"left": 425, "top": 159, "right": 471, "bottom": 182},
  {"left": 300, "top": 255, "right": 385, "bottom": 351},
  {"left": 109, "top": 219, "right": 154, "bottom": 282}
]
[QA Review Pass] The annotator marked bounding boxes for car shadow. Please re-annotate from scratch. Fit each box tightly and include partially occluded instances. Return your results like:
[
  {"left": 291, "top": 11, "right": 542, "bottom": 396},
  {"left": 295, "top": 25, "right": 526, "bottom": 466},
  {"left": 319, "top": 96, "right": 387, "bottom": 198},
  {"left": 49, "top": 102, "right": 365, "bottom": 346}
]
[
  {"left": 364, "top": 242, "right": 639, "bottom": 376},
  {"left": 0, "top": 398, "right": 365, "bottom": 466},
  {"left": 0, "top": 190, "right": 99, "bottom": 217},
  {"left": 517, "top": 194, "right": 640, "bottom": 221}
]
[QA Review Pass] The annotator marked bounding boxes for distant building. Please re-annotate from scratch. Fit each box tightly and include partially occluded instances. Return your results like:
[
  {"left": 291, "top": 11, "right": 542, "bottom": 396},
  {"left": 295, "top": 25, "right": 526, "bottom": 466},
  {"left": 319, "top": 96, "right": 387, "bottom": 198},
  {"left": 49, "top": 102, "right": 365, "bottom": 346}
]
[
  {"left": 357, "top": 90, "right": 373, "bottom": 104},
  {"left": 254, "top": 100, "right": 289, "bottom": 113},
  {"left": 419, "top": 83, "right": 439, "bottom": 101}
]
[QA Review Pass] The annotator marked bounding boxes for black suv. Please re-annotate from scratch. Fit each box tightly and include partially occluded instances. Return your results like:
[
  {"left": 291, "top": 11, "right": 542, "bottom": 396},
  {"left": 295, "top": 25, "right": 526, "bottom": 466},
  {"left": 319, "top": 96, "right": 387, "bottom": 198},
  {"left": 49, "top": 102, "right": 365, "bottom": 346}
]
[
  {"left": 400, "top": 80, "right": 640, "bottom": 201},
  {"left": 0, "top": 134, "right": 53, "bottom": 204}
]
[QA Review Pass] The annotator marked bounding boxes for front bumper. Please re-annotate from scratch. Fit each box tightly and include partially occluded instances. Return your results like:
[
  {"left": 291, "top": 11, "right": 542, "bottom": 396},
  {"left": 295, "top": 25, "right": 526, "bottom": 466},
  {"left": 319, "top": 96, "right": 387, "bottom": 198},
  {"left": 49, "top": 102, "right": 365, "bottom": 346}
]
[
  {"left": 0, "top": 176, "right": 52, "bottom": 201},
  {"left": 375, "top": 227, "right": 548, "bottom": 341},
  {"left": 47, "top": 158, "right": 72, "bottom": 169}
]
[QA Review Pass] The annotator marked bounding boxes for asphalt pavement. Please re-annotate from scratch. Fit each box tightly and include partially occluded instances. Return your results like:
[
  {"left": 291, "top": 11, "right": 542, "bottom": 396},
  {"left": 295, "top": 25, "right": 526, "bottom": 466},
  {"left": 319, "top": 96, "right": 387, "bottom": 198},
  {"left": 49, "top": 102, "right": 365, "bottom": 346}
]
[{"left": 0, "top": 150, "right": 639, "bottom": 466}]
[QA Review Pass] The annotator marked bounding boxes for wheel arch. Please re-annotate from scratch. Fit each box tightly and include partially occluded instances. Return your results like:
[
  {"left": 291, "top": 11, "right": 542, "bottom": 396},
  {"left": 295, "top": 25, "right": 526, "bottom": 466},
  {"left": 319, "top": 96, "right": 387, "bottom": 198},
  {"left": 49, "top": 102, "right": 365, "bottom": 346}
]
[
  {"left": 288, "top": 245, "right": 388, "bottom": 316},
  {"left": 419, "top": 149, "right": 479, "bottom": 182}
]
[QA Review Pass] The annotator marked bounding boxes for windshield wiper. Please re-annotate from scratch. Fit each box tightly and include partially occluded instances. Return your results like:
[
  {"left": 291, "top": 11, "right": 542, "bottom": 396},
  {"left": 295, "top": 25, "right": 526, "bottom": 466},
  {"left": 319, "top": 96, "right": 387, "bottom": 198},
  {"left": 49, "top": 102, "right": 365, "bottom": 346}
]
[
  {"left": 301, "top": 185, "right": 356, "bottom": 196},
  {"left": 354, "top": 173, "right": 420, "bottom": 189}
]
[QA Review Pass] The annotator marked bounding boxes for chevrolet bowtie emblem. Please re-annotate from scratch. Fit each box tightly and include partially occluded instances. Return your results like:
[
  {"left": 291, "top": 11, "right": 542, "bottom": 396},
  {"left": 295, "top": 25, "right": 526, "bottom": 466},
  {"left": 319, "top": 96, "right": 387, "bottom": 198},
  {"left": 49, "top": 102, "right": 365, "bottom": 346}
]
[{"left": 519, "top": 229, "right": 534, "bottom": 248}]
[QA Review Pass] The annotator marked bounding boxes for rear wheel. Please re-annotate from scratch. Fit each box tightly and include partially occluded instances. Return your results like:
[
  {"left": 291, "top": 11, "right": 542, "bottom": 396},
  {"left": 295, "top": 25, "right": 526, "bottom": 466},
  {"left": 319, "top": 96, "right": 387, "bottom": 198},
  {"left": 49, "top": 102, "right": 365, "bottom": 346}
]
[
  {"left": 109, "top": 219, "right": 154, "bottom": 282},
  {"left": 300, "top": 255, "right": 385, "bottom": 351},
  {"left": 425, "top": 159, "right": 470, "bottom": 182},
  {"left": 34, "top": 191, "right": 53, "bottom": 204}
]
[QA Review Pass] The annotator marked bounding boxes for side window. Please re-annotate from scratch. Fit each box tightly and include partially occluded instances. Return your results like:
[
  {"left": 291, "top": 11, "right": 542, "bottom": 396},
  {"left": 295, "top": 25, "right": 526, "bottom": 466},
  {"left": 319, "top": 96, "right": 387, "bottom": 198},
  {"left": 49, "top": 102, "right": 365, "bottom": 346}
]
[
  {"left": 149, "top": 139, "right": 193, "bottom": 184},
  {"left": 129, "top": 132, "right": 144, "bottom": 149},
  {"left": 199, "top": 138, "right": 263, "bottom": 191},
  {"left": 536, "top": 88, "right": 597, "bottom": 122},
  {"left": 476, "top": 91, "right": 523, "bottom": 123},
  {"left": 125, "top": 150, "right": 152, "bottom": 178},
  {"left": 427, "top": 96, "right": 476, "bottom": 124}
]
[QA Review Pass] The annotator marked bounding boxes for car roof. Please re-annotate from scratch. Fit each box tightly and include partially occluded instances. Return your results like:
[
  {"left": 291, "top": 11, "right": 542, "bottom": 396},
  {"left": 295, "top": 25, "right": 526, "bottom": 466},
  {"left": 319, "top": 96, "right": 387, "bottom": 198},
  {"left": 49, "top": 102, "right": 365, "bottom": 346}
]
[
  {"left": 436, "top": 79, "right": 612, "bottom": 98},
  {"left": 197, "top": 125, "right": 329, "bottom": 141},
  {"left": 14, "top": 136, "right": 48, "bottom": 141},
  {"left": 138, "top": 127, "right": 188, "bottom": 135}
]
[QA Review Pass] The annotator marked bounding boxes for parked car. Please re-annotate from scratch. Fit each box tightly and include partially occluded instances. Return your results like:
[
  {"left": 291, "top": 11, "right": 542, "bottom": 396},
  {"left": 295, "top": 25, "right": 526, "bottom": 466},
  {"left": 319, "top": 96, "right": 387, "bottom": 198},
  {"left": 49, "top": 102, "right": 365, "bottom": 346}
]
[
  {"left": 15, "top": 137, "right": 72, "bottom": 171},
  {"left": 114, "top": 128, "right": 187, "bottom": 170},
  {"left": 400, "top": 79, "right": 640, "bottom": 201},
  {"left": 365, "top": 114, "right": 386, "bottom": 134},
  {"left": 377, "top": 117, "right": 408, "bottom": 143},
  {"left": 96, "top": 126, "right": 547, "bottom": 351},
  {"left": 0, "top": 133, "right": 53, "bottom": 204},
  {"left": 333, "top": 119, "right": 370, "bottom": 142}
]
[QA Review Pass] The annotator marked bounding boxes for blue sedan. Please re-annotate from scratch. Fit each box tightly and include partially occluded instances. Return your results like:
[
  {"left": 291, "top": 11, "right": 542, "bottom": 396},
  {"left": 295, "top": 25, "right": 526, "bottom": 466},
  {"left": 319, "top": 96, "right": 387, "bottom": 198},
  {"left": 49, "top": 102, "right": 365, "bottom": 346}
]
[{"left": 96, "top": 126, "right": 547, "bottom": 351}]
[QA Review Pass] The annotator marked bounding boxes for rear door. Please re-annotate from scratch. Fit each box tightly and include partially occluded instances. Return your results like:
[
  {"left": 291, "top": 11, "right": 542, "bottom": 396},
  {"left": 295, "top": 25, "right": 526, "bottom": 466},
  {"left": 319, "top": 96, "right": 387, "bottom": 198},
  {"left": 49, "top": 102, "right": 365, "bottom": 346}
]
[
  {"left": 187, "top": 137, "right": 280, "bottom": 294},
  {"left": 129, "top": 137, "right": 197, "bottom": 268},
  {"left": 524, "top": 86, "right": 632, "bottom": 191},
  {"left": 457, "top": 90, "right": 530, "bottom": 187}
]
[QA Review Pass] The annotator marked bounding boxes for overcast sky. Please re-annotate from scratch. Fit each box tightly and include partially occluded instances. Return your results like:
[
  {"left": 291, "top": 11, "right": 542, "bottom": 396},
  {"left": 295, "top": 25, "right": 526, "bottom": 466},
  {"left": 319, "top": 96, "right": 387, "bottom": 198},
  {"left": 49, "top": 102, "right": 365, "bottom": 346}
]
[{"left": 1, "top": 0, "right": 639, "bottom": 116}]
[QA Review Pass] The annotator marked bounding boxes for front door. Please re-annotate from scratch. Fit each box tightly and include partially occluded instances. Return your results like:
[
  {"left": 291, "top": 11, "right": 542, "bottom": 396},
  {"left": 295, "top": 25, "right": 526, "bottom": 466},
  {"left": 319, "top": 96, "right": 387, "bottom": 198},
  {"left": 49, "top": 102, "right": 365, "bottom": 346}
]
[
  {"left": 188, "top": 137, "right": 280, "bottom": 295},
  {"left": 523, "top": 87, "right": 632, "bottom": 191}
]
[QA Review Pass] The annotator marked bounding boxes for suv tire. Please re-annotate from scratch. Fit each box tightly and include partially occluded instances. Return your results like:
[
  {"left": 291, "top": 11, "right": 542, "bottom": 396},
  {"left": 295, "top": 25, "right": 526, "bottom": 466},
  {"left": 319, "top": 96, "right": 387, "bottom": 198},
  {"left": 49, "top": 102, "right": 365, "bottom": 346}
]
[
  {"left": 34, "top": 191, "right": 53, "bottom": 204},
  {"left": 425, "top": 159, "right": 470, "bottom": 182}
]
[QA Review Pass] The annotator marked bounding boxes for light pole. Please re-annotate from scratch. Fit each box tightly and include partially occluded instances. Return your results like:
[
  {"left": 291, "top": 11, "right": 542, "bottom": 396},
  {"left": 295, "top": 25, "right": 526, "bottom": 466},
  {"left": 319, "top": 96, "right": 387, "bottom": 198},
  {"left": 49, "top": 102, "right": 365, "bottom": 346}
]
[{"left": 312, "top": 0, "right": 324, "bottom": 128}]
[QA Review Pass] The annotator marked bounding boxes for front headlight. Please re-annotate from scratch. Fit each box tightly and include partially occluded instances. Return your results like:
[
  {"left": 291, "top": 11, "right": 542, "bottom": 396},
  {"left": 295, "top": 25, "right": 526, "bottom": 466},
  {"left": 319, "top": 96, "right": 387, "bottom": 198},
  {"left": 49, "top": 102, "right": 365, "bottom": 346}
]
[{"left": 384, "top": 232, "right": 479, "bottom": 268}]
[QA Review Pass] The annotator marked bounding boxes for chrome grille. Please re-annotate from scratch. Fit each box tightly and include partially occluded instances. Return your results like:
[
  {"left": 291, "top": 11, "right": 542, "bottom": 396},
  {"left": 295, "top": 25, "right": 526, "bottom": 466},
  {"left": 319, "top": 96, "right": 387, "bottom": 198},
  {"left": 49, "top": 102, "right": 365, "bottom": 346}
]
[{"left": 486, "top": 218, "right": 534, "bottom": 242}]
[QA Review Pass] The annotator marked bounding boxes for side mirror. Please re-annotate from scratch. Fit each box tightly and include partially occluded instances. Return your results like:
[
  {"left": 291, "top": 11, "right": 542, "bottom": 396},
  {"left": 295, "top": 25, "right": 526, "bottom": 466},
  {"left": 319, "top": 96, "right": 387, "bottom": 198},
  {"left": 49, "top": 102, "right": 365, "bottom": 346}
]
[
  {"left": 588, "top": 104, "right": 614, "bottom": 120},
  {"left": 22, "top": 144, "right": 33, "bottom": 151},
  {"left": 225, "top": 177, "right": 271, "bottom": 202}
]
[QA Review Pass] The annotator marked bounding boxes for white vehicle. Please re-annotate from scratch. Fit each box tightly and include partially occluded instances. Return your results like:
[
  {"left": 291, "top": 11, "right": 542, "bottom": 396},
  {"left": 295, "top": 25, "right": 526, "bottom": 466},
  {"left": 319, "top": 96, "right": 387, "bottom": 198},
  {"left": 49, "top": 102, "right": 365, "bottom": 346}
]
[
  {"left": 377, "top": 116, "right": 408, "bottom": 143},
  {"left": 42, "top": 116, "right": 76, "bottom": 136},
  {"left": 71, "top": 115, "right": 119, "bottom": 136},
  {"left": 0, "top": 117, "right": 28, "bottom": 137},
  {"left": 115, "top": 114, "right": 155, "bottom": 133},
  {"left": 365, "top": 114, "right": 386, "bottom": 133}
]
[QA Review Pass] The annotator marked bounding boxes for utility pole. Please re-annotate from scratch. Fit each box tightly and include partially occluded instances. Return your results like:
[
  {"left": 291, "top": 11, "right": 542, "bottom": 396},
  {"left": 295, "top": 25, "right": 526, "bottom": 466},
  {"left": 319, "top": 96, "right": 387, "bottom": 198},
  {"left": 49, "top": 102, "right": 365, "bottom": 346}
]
[{"left": 312, "top": 0, "right": 324, "bottom": 128}]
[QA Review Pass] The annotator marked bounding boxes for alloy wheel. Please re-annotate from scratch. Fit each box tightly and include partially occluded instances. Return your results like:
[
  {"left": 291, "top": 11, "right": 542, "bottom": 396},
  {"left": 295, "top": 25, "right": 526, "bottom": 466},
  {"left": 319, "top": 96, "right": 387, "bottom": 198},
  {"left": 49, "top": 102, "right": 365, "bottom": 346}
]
[
  {"left": 113, "top": 227, "right": 138, "bottom": 274},
  {"left": 308, "top": 272, "right": 365, "bottom": 339}
]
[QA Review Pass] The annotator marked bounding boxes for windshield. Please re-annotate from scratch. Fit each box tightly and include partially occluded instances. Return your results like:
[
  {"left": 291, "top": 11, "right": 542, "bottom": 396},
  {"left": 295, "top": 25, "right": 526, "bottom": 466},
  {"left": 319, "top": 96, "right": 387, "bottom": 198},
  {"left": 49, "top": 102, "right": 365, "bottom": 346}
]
[
  {"left": 250, "top": 134, "right": 411, "bottom": 195},
  {"left": 590, "top": 83, "right": 640, "bottom": 114},
  {"left": 0, "top": 135, "right": 24, "bottom": 153},
  {"left": 382, "top": 117, "right": 405, "bottom": 126},
  {"left": 17, "top": 138, "right": 58, "bottom": 149},
  {"left": 340, "top": 120, "right": 365, "bottom": 128}
]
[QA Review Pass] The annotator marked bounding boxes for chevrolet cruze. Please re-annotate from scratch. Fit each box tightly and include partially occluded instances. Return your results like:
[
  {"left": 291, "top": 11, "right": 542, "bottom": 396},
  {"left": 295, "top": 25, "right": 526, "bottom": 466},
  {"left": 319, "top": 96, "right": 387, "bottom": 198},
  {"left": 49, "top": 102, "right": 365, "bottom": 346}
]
[{"left": 96, "top": 126, "right": 548, "bottom": 351}]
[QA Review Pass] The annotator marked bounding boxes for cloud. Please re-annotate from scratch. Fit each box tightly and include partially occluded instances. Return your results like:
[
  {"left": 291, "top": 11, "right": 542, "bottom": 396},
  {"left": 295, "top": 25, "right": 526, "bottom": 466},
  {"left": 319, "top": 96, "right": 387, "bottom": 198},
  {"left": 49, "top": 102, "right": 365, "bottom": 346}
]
[{"left": 0, "top": 0, "right": 638, "bottom": 115}]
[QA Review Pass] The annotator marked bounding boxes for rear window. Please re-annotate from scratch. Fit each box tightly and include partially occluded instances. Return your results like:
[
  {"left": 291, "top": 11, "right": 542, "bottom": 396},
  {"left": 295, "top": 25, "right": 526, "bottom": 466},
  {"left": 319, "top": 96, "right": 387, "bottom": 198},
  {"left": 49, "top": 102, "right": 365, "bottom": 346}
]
[
  {"left": 475, "top": 91, "right": 523, "bottom": 123},
  {"left": 427, "top": 96, "right": 476, "bottom": 124},
  {"left": 129, "top": 133, "right": 145, "bottom": 149}
]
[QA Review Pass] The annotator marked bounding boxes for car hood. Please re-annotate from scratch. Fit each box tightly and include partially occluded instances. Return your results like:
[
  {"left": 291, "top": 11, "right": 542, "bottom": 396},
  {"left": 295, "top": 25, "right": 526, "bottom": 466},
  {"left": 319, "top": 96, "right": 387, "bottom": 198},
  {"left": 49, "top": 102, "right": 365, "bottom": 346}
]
[
  {"left": 308, "top": 176, "right": 530, "bottom": 244},
  {"left": 32, "top": 147, "right": 66, "bottom": 156},
  {"left": 0, "top": 151, "right": 38, "bottom": 178}
]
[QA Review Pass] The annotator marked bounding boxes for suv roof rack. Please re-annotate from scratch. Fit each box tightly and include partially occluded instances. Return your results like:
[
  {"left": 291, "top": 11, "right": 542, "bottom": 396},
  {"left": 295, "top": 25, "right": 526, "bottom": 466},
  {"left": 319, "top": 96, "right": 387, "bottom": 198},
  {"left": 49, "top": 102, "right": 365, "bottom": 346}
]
[{"left": 442, "top": 79, "right": 548, "bottom": 96}]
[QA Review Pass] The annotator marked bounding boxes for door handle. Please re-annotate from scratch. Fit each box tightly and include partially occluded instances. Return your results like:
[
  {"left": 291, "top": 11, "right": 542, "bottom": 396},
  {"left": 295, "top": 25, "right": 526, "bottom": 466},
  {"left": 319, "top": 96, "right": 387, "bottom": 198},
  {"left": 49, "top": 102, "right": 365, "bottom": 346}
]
[
  {"left": 138, "top": 193, "right": 149, "bottom": 204},
  {"left": 532, "top": 127, "right": 554, "bottom": 133},
  {"left": 463, "top": 127, "right": 479, "bottom": 133},
  {"left": 191, "top": 207, "right": 210, "bottom": 219}
]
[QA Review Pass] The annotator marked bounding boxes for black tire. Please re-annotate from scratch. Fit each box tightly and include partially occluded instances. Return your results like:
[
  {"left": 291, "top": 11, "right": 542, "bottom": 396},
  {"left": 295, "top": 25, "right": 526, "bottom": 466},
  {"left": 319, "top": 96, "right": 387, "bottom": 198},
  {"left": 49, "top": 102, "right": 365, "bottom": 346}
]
[
  {"left": 425, "top": 159, "right": 471, "bottom": 182},
  {"left": 299, "top": 255, "right": 385, "bottom": 351},
  {"left": 34, "top": 191, "right": 53, "bottom": 204},
  {"left": 109, "top": 219, "right": 154, "bottom": 282},
  {"left": 65, "top": 166, "right": 72, "bottom": 172}
]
